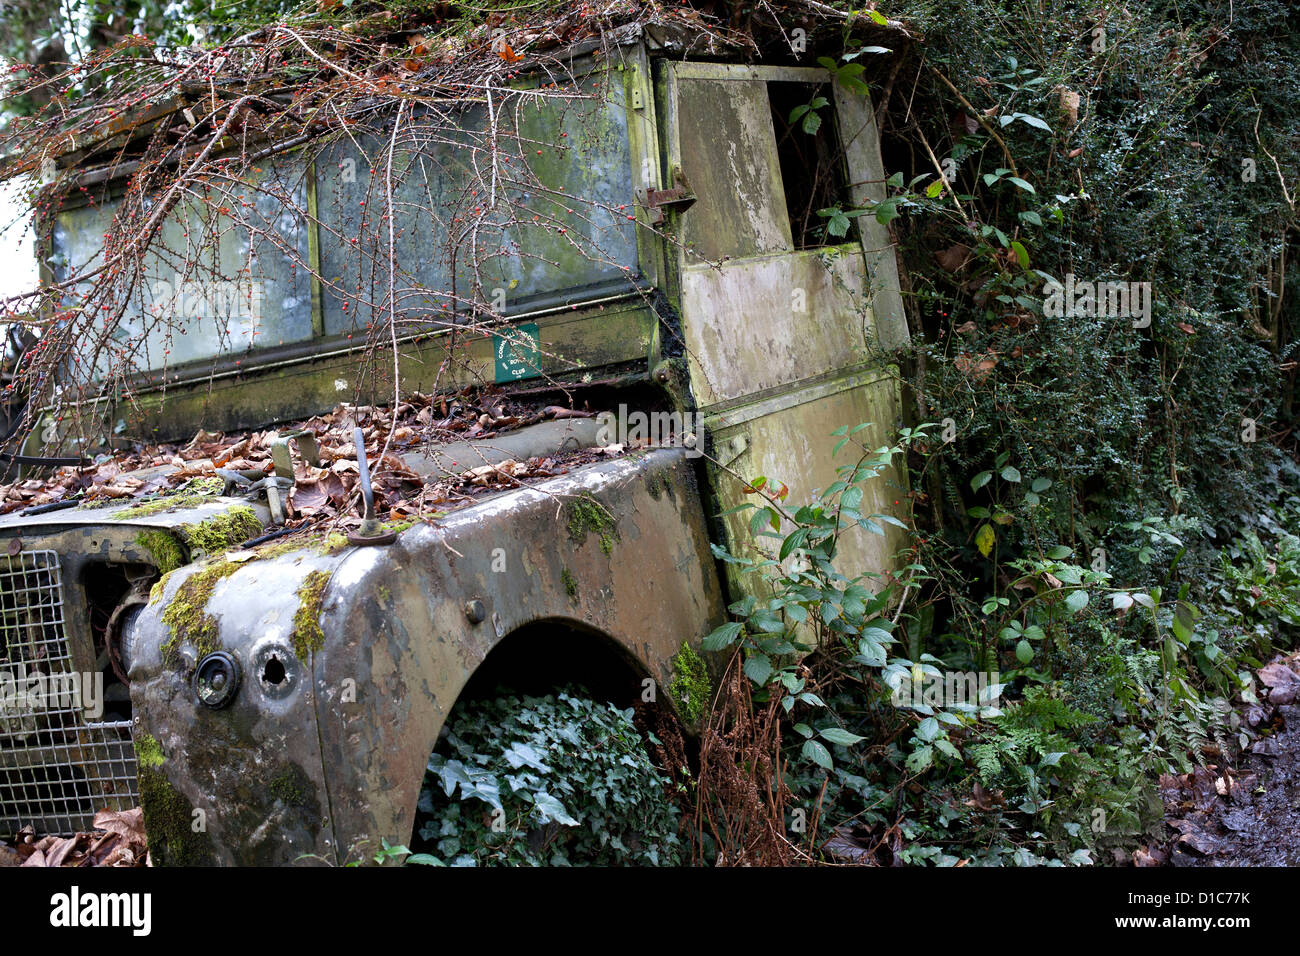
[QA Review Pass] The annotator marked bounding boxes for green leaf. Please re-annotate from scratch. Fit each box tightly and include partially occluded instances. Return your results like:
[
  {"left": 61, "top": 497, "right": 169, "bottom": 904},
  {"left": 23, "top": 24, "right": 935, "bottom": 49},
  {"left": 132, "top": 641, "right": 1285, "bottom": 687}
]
[
  {"left": 702, "top": 621, "right": 743, "bottom": 651},
  {"left": 905, "top": 745, "right": 933, "bottom": 773},
  {"left": 802, "top": 739, "right": 833, "bottom": 770},
  {"left": 1172, "top": 600, "right": 1200, "bottom": 644},
  {"left": 1000, "top": 465, "right": 1022, "bottom": 483},
  {"left": 779, "top": 527, "right": 809, "bottom": 561},
  {"left": 1065, "top": 589, "right": 1089, "bottom": 613},
  {"left": 934, "top": 739, "right": 962, "bottom": 760},
  {"left": 819, "top": 727, "right": 867, "bottom": 746},
  {"left": 532, "top": 792, "right": 579, "bottom": 827},
  {"left": 971, "top": 471, "right": 993, "bottom": 491},
  {"left": 1015, "top": 113, "right": 1052, "bottom": 131},
  {"left": 1015, "top": 639, "right": 1034, "bottom": 664},
  {"left": 916, "top": 717, "right": 940, "bottom": 742},
  {"left": 1009, "top": 240, "right": 1030, "bottom": 269},
  {"left": 743, "top": 653, "right": 773, "bottom": 686}
]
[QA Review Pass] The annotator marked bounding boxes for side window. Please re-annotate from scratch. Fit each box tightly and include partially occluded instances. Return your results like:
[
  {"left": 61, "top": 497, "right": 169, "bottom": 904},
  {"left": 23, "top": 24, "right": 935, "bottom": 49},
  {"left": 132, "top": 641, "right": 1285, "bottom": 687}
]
[
  {"left": 675, "top": 77, "right": 792, "bottom": 262},
  {"left": 673, "top": 71, "right": 853, "bottom": 263},
  {"left": 766, "top": 81, "right": 853, "bottom": 249}
]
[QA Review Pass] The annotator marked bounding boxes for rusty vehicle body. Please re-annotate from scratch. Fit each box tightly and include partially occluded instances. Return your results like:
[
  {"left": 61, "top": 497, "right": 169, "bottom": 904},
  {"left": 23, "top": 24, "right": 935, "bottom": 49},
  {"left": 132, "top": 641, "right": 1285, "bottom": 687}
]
[{"left": 0, "top": 34, "right": 907, "bottom": 863}]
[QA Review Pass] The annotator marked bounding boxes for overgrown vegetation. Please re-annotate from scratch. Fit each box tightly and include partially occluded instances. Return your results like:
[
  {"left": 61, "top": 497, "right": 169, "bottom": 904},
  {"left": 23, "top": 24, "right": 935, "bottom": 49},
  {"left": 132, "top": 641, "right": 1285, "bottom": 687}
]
[
  {"left": 4, "top": 0, "right": 1298, "bottom": 867},
  {"left": 679, "top": 0, "right": 1300, "bottom": 867},
  {"left": 411, "top": 689, "right": 683, "bottom": 865}
]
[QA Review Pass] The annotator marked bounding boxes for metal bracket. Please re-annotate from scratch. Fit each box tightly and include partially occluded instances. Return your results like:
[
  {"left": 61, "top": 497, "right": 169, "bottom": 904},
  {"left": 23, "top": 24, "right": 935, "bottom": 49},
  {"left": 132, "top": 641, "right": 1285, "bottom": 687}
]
[
  {"left": 269, "top": 429, "right": 322, "bottom": 479},
  {"left": 637, "top": 167, "right": 695, "bottom": 226},
  {"left": 716, "top": 433, "right": 749, "bottom": 469},
  {"left": 216, "top": 468, "right": 294, "bottom": 526}
]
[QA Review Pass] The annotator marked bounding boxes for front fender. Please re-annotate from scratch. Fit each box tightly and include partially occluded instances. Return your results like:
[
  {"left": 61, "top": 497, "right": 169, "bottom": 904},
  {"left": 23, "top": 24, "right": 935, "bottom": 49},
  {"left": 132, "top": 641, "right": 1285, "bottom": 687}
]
[{"left": 128, "top": 449, "right": 724, "bottom": 865}]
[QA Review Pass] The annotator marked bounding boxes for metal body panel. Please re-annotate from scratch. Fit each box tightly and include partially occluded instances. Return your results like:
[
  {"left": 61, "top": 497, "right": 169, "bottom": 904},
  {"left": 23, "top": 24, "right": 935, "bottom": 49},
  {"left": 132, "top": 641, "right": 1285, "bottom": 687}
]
[
  {"left": 661, "top": 61, "right": 908, "bottom": 585},
  {"left": 120, "top": 450, "right": 723, "bottom": 864}
]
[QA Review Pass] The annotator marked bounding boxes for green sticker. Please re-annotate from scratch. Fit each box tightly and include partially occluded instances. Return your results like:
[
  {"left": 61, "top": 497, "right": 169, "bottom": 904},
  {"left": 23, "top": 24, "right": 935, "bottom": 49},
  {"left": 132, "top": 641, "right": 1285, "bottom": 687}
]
[{"left": 493, "top": 322, "right": 541, "bottom": 383}]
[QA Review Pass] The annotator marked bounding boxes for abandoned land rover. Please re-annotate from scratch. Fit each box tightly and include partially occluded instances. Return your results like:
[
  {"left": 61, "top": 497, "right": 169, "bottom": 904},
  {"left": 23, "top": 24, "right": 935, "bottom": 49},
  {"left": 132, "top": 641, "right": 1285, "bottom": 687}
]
[{"left": 0, "top": 14, "right": 909, "bottom": 864}]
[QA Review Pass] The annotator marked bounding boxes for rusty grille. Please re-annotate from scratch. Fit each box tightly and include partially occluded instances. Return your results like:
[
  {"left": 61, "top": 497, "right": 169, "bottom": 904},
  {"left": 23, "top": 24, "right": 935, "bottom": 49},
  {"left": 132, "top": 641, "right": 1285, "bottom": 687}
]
[{"left": 0, "top": 550, "right": 138, "bottom": 838}]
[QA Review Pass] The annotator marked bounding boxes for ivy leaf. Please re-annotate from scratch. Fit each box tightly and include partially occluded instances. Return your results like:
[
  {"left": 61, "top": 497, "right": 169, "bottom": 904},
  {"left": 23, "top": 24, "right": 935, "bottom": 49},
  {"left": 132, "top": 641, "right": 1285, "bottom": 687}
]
[{"left": 532, "top": 792, "right": 579, "bottom": 827}]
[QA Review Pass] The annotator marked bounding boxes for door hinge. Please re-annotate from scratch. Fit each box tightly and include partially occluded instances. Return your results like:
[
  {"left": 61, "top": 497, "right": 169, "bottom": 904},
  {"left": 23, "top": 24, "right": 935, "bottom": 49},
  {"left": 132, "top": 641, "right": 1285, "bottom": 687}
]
[{"left": 637, "top": 167, "right": 696, "bottom": 226}]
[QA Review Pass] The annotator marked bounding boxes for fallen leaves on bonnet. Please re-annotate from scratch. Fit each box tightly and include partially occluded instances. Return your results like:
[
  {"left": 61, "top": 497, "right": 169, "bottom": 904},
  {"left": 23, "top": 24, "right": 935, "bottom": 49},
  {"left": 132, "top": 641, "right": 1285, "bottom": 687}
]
[{"left": 1, "top": 386, "right": 616, "bottom": 536}]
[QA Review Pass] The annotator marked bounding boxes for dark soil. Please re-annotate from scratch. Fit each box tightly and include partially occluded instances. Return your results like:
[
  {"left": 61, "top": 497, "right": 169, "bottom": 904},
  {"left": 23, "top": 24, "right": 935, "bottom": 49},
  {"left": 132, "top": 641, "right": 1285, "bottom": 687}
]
[{"left": 1144, "top": 652, "right": 1300, "bottom": 867}]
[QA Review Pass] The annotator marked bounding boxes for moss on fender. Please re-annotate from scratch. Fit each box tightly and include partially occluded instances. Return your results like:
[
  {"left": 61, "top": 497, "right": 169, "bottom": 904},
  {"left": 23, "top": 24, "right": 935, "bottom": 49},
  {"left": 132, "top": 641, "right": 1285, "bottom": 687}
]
[
  {"left": 134, "top": 529, "right": 186, "bottom": 574},
  {"left": 159, "top": 559, "right": 242, "bottom": 667},
  {"left": 135, "top": 734, "right": 214, "bottom": 865},
  {"left": 291, "top": 570, "right": 332, "bottom": 661},
  {"left": 567, "top": 492, "right": 618, "bottom": 555},
  {"left": 181, "top": 506, "right": 263, "bottom": 556},
  {"left": 110, "top": 476, "right": 225, "bottom": 519}
]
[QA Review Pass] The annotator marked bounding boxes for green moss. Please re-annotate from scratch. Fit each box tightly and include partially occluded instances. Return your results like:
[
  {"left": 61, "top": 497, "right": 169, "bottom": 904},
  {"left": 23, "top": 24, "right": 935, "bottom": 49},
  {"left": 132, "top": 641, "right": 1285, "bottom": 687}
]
[
  {"left": 138, "top": 763, "right": 214, "bottom": 866},
  {"left": 134, "top": 732, "right": 165, "bottom": 770},
  {"left": 561, "top": 566, "right": 578, "bottom": 599},
  {"left": 269, "top": 766, "right": 311, "bottom": 808},
  {"left": 669, "top": 644, "right": 712, "bottom": 726},
  {"left": 291, "top": 570, "right": 332, "bottom": 661},
  {"left": 111, "top": 476, "right": 225, "bottom": 520},
  {"left": 320, "top": 532, "right": 351, "bottom": 555},
  {"left": 645, "top": 470, "right": 673, "bottom": 501},
  {"left": 160, "top": 560, "right": 242, "bottom": 668},
  {"left": 181, "top": 506, "right": 264, "bottom": 556},
  {"left": 135, "top": 529, "right": 186, "bottom": 574},
  {"left": 567, "top": 492, "right": 619, "bottom": 555}
]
